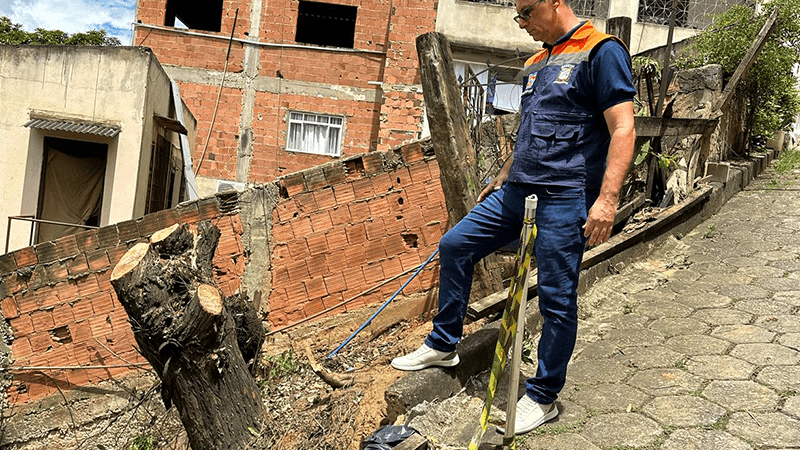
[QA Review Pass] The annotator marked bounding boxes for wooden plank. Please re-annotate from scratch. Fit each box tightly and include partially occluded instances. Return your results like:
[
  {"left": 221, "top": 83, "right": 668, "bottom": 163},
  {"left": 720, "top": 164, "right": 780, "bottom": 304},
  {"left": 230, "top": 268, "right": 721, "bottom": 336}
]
[
  {"left": 467, "top": 186, "right": 712, "bottom": 320},
  {"left": 715, "top": 7, "right": 780, "bottom": 112},
  {"left": 634, "top": 116, "right": 718, "bottom": 137}
]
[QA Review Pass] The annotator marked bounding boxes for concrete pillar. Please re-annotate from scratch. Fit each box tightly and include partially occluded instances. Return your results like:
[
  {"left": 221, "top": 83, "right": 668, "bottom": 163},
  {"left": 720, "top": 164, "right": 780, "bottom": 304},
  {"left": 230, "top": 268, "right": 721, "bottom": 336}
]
[{"left": 606, "top": 16, "right": 632, "bottom": 49}]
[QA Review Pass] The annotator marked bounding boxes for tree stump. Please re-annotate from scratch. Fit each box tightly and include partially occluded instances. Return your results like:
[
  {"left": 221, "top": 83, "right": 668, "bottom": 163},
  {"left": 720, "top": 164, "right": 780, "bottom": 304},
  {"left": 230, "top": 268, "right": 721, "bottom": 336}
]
[{"left": 111, "top": 221, "right": 263, "bottom": 450}]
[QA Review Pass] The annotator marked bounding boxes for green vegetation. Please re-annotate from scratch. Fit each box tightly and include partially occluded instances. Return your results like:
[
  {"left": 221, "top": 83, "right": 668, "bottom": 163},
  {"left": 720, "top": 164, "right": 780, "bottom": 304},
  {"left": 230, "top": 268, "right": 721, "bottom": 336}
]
[
  {"left": 262, "top": 349, "right": 299, "bottom": 382},
  {"left": 775, "top": 148, "right": 800, "bottom": 173},
  {"left": 0, "top": 16, "right": 120, "bottom": 45},
  {"left": 128, "top": 436, "right": 155, "bottom": 450},
  {"left": 678, "top": 0, "right": 800, "bottom": 153},
  {"left": 703, "top": 225, "right": 718, "bottom": 239}
]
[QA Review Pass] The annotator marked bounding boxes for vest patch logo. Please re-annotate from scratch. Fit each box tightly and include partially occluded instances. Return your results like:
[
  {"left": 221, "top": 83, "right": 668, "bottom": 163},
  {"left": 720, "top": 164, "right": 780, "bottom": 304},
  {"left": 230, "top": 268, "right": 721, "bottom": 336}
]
[
  {"left": 524, "top": 72, "right": 537, "bottom": 93},
  {"left": 555, "top": 64, "right": 575, "bottom": 84}
]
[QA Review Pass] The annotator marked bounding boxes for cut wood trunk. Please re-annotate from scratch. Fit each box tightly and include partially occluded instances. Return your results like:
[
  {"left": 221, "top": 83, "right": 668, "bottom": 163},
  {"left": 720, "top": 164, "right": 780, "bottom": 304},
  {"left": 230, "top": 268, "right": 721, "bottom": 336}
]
[{"left": 111, "top": 221, "right": 263, "bottom": 450}]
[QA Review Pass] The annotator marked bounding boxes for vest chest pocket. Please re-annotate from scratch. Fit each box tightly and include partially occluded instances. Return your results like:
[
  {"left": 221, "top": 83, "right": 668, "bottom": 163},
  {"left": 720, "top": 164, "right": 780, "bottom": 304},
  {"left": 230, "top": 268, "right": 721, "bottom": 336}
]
[{"left": 530, "top": 120, "right": 585, "bottom": 175}]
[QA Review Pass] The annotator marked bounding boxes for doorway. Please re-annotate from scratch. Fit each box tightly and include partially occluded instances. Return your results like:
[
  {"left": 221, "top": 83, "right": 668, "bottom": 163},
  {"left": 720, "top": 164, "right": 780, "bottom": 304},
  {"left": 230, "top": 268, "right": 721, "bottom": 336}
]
[{"left": 36, "top": 137, "right": 107, "bottom": 243}]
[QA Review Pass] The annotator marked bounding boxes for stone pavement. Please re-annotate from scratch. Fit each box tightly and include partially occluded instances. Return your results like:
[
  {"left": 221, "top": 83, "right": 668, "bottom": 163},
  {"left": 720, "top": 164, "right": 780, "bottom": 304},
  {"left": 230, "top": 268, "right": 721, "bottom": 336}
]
[{"left": 403, "top": 162, "right": 800, "bottom": 449}]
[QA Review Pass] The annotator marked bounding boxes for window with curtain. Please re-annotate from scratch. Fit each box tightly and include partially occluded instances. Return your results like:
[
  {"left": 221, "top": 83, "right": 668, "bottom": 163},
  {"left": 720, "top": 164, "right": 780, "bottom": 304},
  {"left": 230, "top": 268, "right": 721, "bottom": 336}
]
[{"left": 286, "top": 112, "right": 344, "bottom": 157}]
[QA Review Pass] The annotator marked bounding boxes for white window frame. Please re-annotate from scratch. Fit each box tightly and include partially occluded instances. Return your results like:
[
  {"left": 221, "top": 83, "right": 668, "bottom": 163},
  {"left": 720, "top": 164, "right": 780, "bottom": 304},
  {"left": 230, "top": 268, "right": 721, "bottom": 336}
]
[{"left": 286, "top": 111, "right": 344, "bottom": 157}]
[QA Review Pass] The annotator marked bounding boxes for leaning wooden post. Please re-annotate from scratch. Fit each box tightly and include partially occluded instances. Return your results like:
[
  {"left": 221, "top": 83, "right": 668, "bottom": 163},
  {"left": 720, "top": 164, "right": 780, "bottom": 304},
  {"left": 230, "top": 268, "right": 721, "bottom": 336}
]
[
  {"left": 110, "top": 222, "right": 263, "bottom": 450},
  {"left": 416, "top": 32, "right": 503, "bottom": 299}
]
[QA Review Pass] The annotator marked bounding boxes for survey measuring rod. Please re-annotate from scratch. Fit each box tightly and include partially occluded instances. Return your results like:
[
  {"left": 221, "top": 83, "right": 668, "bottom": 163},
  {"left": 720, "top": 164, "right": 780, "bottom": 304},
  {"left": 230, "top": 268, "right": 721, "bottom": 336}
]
[{"left": 468, "top": 194, "right": 538, "bottom": 450}]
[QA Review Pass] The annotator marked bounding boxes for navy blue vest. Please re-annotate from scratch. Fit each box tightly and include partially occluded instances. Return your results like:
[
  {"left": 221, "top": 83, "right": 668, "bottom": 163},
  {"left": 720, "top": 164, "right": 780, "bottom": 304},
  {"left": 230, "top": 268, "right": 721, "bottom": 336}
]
[{"left": 508, "top": 21, "right": 628, "bottom": 189}]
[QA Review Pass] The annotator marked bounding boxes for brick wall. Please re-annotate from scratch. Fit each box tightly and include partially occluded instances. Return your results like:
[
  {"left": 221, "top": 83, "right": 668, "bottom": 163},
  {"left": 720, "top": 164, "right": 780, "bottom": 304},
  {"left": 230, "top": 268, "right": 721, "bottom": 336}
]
[
  {"left": 134, "top": 0, "right": 438, "bottom": 183},
  {"left": 1, "top": 197, "right": 246, "bottom": 404},
  {"left": 268, "top": 141, "right": 447, "bottom": 327},
  {"left": 1, "top": 139, "right": 448, "bottom": 406}
]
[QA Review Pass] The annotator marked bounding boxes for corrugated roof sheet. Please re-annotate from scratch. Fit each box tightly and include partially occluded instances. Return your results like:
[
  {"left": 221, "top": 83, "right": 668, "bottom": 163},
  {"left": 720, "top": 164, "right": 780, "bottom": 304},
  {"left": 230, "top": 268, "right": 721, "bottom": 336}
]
[{"left": 23, "top": 118, "right": 121, "bottom": 138}]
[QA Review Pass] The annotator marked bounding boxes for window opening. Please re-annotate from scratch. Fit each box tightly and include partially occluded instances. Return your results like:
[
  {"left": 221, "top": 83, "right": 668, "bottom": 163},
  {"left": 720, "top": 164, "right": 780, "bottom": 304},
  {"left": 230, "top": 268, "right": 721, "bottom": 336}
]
[
  {"left": 36, "top": 137, "right": 107, "bottom": 243},
  {"left": 295, "top": 1, "right": 357, "bottom": 48},
  {"left": 286, "top": 112, "right": 344, "bottom": 157},
  {"left": 165, "top": 0, "right": 223, "bottom": 32},
  {"left": 146, "top": 135, "right": 174, "bottom": 214},
  {"left": 638, "top": 0, "right": 690, "bottom": 27}
]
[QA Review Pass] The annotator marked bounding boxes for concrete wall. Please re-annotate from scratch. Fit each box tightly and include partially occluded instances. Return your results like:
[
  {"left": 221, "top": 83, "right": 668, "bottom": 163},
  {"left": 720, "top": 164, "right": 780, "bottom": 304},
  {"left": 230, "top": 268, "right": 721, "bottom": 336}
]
[
  {"left": 436, "top": 0, "right": 700, "bottom": 56},
  {"left": 135, "top": 0, "right": 436, "bottom": 191},
  {"left": 0, "top": 46, "right": 195, "bottom": 253}
]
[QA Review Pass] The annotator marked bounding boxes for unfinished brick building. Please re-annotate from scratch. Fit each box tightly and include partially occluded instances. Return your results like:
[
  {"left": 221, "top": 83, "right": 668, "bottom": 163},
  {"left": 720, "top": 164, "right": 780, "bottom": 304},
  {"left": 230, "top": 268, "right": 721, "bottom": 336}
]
[{"left": 133, "top": 0, "right": 437, "bottom": 195}]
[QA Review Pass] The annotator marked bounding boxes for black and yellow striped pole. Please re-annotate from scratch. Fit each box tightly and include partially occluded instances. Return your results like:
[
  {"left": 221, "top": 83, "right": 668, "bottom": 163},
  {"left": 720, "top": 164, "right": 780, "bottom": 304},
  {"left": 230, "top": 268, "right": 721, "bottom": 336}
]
[{"left": 468, "top": 194, "right": 538, "bottom": 450}]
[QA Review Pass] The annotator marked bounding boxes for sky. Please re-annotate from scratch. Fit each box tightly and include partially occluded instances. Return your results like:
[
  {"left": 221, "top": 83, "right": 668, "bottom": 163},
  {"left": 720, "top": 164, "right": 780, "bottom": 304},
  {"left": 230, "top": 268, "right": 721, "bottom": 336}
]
[{"left": 0, "top": 0, "right": 137, "bottom": 45}]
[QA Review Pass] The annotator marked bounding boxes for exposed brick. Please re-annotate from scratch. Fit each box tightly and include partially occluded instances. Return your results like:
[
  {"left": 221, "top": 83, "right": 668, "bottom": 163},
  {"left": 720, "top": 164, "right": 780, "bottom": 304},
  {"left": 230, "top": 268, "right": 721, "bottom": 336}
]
[
  {"left": 70, "top": 320, "right": 92, "bottom": 344},
  {"left": 86, "top": 249, "right": 111, "bottom": 271},
  {"left": 96, "top": 225, "right": 120, "bottom": 248},
  {"left": 9, "top": 314, "right": 34, "bottom": 337},
  {"left": 197, "top": 197, "right": 221, "bottom": 220},
  {"left": 136, "top": 214, "right": 162, "bottom": 237},
  {"left": 321, "top": 293, "right": 345, "bottom": 311},
  {"left": 303, "top": 298, "right": 326, "bottom": 316},
  {"left": 89, "top": 314, "right": 112, "bottom": 338},
  {"left": 400, "top": 142, "right": 425, "bottom": 163},
  {"left": 269, "top": 310, "right": 288, "bottom": 327},
  {"left": 44, "top": 261, "right": 69, "bottom": 282},
  {"left": 286, "top": 260, "right": 310, "bottom": 284},
  {"left": 28, "top": 266, "right": 48, "bottom": 290},
  {"left": 37, "top": 285, "right": 61, "bottom": 310},
  {"left": 313, "top": 188, "right": 337, "bottom": 210},
  {"left": 345, "top": 223, "right": 367, "bottom": 246},
  {"left": 13, "top": 247, "right": 37, "bottom": 268},
  {"left": 368, "top": 197, "right": 391, "bottom": 219},
  {"left": 307, "top": 255, "right": 328, "bottom": 278},
  {"left": 306, "top": 233, "right": 329, "bottom": 256},
  {"left": 86, "top": 292, "right": 115, "bottom": 315},
  {"left": 304, "top": 276, "right": 328, "bottom": 300},
  {"left": 329, "top": 206, "right": 350, "bottom": 227},
  {"left": 29, "top": 333, "right": 53, "bottom": 353},
  {"left": 11, "top": 337, "right": 32, "bottom": 361},
  {"left": 156, "top": 208, "right": 180, "bottom": 229},
  {"left": 284, "top": 282, "right": 308, "bottom": 304},
  {"left": 107, "top": 244, "right": 132, "bottom": 266},
  {"left": 333, "top": 184, "right": 356, "bottom": 204},
  {"left": 349, "top": 201, "right": 371, "bottom": 223},
  {"left": 304, "top": 167, "right": 328, "bottom": 191},
  {"left": 421, "top": 221, "right": 445, "bottom": 246},
  {"left": 16, "top": 292, "right": 39, "bottom": 315},
  {"left": 344, "top": 244, "right": 367, "bottom": 268},
  {"left": 286, "top": 239, "right": 311, "bottom": 260},
  {"left": 405, "top": 183, "right": 429, "bottom": 206},
  {"left": 309, "top": 211, "right": 333, "bottom": 234},
  {"left": 52, "top": 303, "right": 75, "bottom": 326},
  {"left": 371, "top": 172, "right": 394, "bottom": 195},
  {"left": 343, "top": 155, "right": 366, "bottom": 180},
  {"left": 116, "top": 220, "right": 140, "bottom": 243},
  {"left": 365, "top": 241, "right": 387, "bottom": 261},
  {"left": 0, "top": 253, "right": 17, "bottom": 273},
  {"left": 175, "top": 202, "right": 201, "bottom": 224},
  {"left": 352, "top": 177, "right": 375, "bottom": 200},
  {"left": 383, "top": 234, "right": 406, "bottom": 257},
  {"left": 1, "top": 296, "right": 19, "bottom": 319},
  {"left": 280, "top": 173, "right": 306, "bottom": 197},
  {"left": 271, "top": 222, "right": 295, "bottom": 244},
  {"left": 325, "top": 228, "right": 348, "bottom": 250},
  {"left": 56, "top": 281, "right": 80, "bottom": 303},
  {"left": 384, "top": 215, "right": 407, "bottom": 236},
  {"left": 323, "top": 272, "right": 347, "bottom": 294},
  {"left": 71, "top": 299, "right": 94, "bottom": 321},
  {"left": 34, "top": 242, "right": 59, "bottom": 265},
  {"left": 272, "top": 266, "right": 290, "bottom": 288},
  {"left": 404, "top": 208, "right": 427, "bottom": 231},
  {"left": 399, "top": 251, "right": 423, "bottom": 272},
  {"left": 30, "top": 309, "right": 55, "bottom": 333},
  {"left": 295, "top": 192, "right": 317, "bottom": 213},
  {"left": 365, "top": 219, "right": 387, "bottom": 242},
  {"left": 76, "top": 274, "right": 101, "bottom": 298},
  {"left": 391, "top": 166, "right": 413, "bottom": 190},
  {"left": 323, "top": 163, "right": 347, "bottom": 185},
  {"left": 66, "top": 255, "right": 90, "bottom": 277},
  {"left": 409, "top": 163, "right": 432, "bottom": 183},
  {"left": 2, "top": 272, "right": 26, "bottom": 294},
  {"left": 292, "top": 217, "right": 313, "bottom": 239},
  {"left": 54, "top": 235, "right": 80, "bottom": 260},
  {"left": 362, "top": 152, "right": 384, "bottom": 176}
]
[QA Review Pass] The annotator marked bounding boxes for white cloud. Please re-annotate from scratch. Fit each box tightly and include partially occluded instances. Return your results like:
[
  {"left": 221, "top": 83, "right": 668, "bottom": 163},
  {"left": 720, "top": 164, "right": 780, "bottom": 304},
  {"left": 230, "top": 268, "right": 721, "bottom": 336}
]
[{"left": 1, "top": 0, "right": 137, "bottom": 44}]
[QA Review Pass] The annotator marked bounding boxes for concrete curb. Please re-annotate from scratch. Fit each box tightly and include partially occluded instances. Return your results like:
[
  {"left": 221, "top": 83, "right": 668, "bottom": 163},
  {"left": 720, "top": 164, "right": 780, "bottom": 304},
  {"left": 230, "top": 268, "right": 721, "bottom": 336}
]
[{"left": 385, "top": 150, "right": 777, "bottom": 423}]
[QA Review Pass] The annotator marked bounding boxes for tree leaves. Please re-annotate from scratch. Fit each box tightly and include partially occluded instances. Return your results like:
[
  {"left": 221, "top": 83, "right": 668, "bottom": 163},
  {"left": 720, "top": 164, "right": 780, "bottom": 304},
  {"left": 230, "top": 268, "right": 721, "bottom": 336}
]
[{"left": 0, "top": 16, "right": 120, "bottom": 46}]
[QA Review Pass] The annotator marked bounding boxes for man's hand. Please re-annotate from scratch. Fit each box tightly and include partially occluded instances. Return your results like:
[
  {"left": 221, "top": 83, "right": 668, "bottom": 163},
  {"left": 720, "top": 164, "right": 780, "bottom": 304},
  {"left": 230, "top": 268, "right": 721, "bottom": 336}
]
[
  {"left": 478, "top": 156, "right": 514, "bottom": 202},
  {"left": 583, "top": 193, "right": 617, "bottom": 246}
]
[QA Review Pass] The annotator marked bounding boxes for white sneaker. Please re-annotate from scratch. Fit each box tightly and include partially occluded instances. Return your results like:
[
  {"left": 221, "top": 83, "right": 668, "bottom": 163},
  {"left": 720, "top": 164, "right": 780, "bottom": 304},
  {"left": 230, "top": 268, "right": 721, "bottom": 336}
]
[
  {"left": 390, "top": 343, "right": 460, "bottom": 371},
  {"left": 497, "top": 395, "right": 558, "bottom": 435}
]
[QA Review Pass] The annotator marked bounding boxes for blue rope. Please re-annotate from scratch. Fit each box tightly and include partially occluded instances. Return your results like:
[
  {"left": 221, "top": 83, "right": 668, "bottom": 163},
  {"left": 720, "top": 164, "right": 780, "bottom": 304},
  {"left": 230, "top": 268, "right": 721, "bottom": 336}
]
[{"left": 326, "top": 247, "right": 440, "bottom": 359}]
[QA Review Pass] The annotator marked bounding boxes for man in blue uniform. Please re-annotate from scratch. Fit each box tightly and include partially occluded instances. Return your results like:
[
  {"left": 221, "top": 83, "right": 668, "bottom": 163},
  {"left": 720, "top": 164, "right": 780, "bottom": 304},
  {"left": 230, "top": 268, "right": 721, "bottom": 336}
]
[{"left": 391, "top": 0, "right": 636, "bottom": 435}]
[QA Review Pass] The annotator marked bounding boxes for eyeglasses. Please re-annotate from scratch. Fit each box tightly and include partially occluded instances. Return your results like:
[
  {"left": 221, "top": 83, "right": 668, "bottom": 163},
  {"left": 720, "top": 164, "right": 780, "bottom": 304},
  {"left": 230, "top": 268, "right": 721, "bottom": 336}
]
[{"left": 513, "top": 0, "right": 543, "bottom": 24}]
